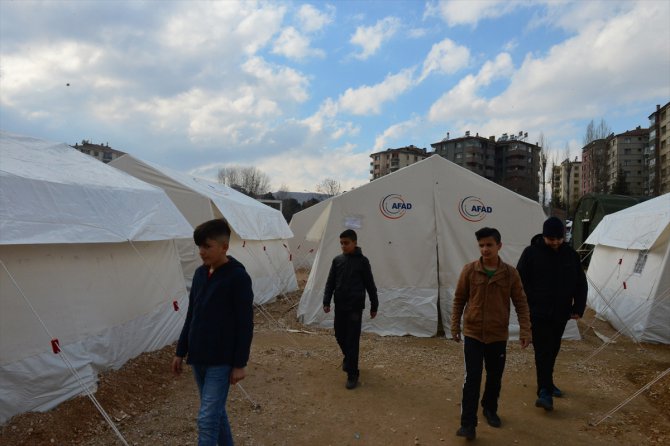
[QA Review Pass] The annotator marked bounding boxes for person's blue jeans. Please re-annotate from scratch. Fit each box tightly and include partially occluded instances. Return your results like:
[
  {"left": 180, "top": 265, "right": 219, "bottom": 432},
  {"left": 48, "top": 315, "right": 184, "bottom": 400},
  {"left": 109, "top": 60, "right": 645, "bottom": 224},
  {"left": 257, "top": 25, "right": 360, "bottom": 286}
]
[{"left": 192, "top": 364, "right": 234, "bottom": 446}]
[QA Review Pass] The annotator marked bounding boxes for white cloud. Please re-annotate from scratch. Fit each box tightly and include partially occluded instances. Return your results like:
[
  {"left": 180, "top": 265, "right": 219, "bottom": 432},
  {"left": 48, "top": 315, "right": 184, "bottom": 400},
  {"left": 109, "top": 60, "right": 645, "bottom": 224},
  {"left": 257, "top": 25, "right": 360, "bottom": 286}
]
[
  {"left": 350, "top": 17, "right": 401, "bottom": 60},
  {"left": 418, "top": 38, "right": 471, "bottom": 82},
  {"left": 428, "top": 1, "right": 670, "bottom": 147},
  {"left": 161, "top": 1, "right": 286, "bottom": 55},
  {"left": 428, "top": 53, "right": 513, "bottom": 122},
  {"left": 338, "top": 69, "right": 415, "bottom": 115},
  {"left": 297, "top": 4, "right": 335, "bottom": 32},
  {"left": 272, "top": 27, "right": 325, "bottom": 60},
  {"left": 424, "top": 0, "right": 525, "bottom": 27},
  {"left": 240, "top": 56, "right": 310, "bottom": 103},
  {"left": 373, "top": 117, "right": 422, "bottom": 150}
]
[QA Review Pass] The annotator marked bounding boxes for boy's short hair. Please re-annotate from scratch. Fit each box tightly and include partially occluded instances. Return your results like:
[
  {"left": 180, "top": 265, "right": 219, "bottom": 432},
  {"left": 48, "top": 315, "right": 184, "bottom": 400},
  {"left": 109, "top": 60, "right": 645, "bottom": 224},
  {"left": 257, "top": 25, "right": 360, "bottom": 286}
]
[
  {"left": 340, "top": 229, "right": 357, "bottom": 241},
  {"left": 193, "top": 218, "right": 232, "bottom": 246},
  {"left": 475, "top": 227, "right": 501, "bottom": 244}
]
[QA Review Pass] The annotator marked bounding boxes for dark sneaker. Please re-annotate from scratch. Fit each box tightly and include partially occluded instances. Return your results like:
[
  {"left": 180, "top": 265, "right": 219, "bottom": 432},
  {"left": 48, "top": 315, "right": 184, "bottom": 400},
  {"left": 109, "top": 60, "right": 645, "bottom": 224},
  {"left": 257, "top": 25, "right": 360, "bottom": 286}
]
[
  {"left": 552, "top": 385, "right": 563, "bottom": 398},
  {"left": 345, "top": 375, "right": 358, "bottom": 389},
  {"left": 456, "top": 425, "right": 476, "bottom": 440},
  {"left": 482, "top": 408, "right": 501, "bottom": 428},
  {"left": 535, "top": 388, "right": 554, "bottom": 411}
]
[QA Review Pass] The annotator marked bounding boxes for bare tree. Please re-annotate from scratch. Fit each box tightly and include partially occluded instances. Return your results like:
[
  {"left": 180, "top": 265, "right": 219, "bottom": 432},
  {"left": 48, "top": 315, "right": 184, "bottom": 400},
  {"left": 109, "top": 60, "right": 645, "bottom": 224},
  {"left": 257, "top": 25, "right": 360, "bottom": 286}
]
[
  {"left": 583, "top": 118, "right": 612, "bottom": 145},
  {"left": 583, "top": 119, "right": 612, "bottom": 194},
  {"left": 316, "top": 178, "right": 341, "bottom": 197},
  {"left": 538, "top": 132, "right": 549, "bottom": 208},
  {"left": 217, "top": 165, "right": 271, "bottom": 197}
]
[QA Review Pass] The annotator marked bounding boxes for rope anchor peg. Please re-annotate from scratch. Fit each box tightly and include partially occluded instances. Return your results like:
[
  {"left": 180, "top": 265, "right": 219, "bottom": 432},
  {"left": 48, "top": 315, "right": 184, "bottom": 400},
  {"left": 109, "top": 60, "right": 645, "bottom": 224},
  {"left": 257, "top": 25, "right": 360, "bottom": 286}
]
[
  {"left": 51, "top": 338, "right": 61, "bottom": 354},
  {"left": 173, "top": 300, "right": 180, "bottom": 311}
]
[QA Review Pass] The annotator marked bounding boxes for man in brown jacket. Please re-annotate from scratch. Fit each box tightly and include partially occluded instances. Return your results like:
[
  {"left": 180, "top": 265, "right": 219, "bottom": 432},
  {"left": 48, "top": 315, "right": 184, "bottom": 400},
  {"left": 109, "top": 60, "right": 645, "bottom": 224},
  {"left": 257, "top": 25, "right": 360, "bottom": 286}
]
[{"left": 451, "top": 227, "right": 531, "bottom": 441}]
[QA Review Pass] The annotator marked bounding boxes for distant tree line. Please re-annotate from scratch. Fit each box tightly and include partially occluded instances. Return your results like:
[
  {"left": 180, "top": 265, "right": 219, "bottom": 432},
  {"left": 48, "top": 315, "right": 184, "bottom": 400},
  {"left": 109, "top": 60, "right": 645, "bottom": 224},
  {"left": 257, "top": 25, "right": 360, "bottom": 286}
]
[{"left": 217, "top": 166, "right": 341, "bottom": 223}]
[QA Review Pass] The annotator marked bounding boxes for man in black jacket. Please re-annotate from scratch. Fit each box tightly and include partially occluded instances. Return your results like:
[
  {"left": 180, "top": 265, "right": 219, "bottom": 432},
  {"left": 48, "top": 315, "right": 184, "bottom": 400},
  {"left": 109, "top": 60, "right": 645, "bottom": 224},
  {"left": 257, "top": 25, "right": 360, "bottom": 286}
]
[
  {"left": 516, "top": 217, "right": 587, "bottom": 411},
  {"left": 323, "top": 229, "right": 379, "bottom": 389},
  {"left": 172, "top": 219, "right": 254, "bottom": 446}
]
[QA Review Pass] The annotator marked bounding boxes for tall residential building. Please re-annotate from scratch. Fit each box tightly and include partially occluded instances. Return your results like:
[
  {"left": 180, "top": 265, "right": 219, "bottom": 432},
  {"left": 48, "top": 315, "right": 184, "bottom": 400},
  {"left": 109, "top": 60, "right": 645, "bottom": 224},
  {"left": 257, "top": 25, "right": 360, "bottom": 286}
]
[
  {"left": 72, "top": 140, "right": 125, "bottom": 164},
  {"left": 606, "top": 127, "right": 649, "bottom": 196},
  {"left": 370, "top": 145, "right": 429, "bottom": 180},
  {"left": 430, "top": 131, "right": 541, "bottom": 201},
  {"left": 559, "top": 158, "right": 582, "bottom": 212},
  {"left": 581, "top": 138, "right": 608, "bottom": 194},
  {"left": 648, "top": 102, "right": 670, "bottom": 195}
]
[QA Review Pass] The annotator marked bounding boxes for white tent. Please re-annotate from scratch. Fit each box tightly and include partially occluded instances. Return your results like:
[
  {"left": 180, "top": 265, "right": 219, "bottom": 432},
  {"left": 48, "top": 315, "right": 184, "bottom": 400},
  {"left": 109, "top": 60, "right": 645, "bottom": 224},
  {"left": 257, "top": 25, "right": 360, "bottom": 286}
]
[
  {"left": 0, "top": 132, "right": 193, "bottom": 423},
  {"left": 585, "top": 193, "right": 670, "bottom": 344},
  {"left": 110, "top": 154, "right": 297, "bottom": 304},
  {"left": 288, "top": 198, "right": 331, "bottom": 269},
  {"left": 296, "top": 156, "right": 579, "bottom": 338}
]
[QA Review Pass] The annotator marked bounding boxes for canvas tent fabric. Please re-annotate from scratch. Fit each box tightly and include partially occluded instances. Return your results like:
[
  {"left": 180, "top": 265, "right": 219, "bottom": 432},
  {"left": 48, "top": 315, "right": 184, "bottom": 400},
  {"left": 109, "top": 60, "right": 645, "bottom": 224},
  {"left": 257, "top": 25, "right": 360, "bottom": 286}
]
[
  {"left": 288, "top": 198, "right": 331, "bottom": 269},
  {"left": 0, "top": 132, "right": 193, "bottom": 423},
  {"left": 585, "top": 193, "right": 670, "bottom": 344},
  {"left": 295, "top": 155, "right": 580, "bottom": 339},
  {"left": 110, "top": 154, "right": 297, "bottom": 304}
]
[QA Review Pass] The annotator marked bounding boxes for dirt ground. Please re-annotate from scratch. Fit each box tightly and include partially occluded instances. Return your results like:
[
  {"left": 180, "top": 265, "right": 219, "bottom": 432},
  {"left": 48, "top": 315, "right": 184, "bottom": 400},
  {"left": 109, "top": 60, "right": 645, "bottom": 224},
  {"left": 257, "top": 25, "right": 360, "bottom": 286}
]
[{"left": 1, "top": 273, "right": 669, "bottom": 446}]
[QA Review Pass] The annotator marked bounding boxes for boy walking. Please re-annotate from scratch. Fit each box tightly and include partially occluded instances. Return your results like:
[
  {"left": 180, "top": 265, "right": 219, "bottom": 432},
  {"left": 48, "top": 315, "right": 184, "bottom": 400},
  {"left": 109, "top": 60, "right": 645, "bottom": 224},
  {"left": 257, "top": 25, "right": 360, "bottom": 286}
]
[
  {"left": 451, "top": 227, "right": 531, "bottom": 440},
  {"left": 171, "top": 219, "right": 254, "bottom": 446},
  {"left": 516, "top": 216, "right": 587, "bottom": 411},
  {"left": 323, "top": 229, "right": 379, "bottom": 390}
]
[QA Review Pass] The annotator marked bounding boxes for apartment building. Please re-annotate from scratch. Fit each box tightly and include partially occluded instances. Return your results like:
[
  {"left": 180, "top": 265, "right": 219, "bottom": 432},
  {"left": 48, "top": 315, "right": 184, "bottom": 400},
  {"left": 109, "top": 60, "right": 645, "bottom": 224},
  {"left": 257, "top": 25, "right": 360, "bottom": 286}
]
[
  {"left": 558, "top": 158, "right": 582, "bottom": 212},
  {"left": 581, "top": 138, "right": 608, "bottom": 194},
  {"left": 370, "top": 145, "right": 429, "bottom": 180},
  {"left": 430, "top": 131, "right": 541, "bottom": 201},
  {"left": 606, "top": 127, "right": 648, "bottom": 196},
  {"left": 72, "top": 140, "right": 125, "bottom": 164},
  {"left": 648, "top": 102, "right": 670, "bottom": 195}
]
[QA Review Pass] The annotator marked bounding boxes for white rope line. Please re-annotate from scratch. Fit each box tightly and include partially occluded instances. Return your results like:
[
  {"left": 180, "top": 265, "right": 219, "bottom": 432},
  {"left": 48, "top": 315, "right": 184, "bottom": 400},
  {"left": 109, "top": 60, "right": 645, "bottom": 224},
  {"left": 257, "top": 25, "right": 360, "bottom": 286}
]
[
  {"left": 0, "top": 259, "right": 130, "bottom": 446},
  {"left": 590, "top": 367, "right": 670, "bottom": 426},
  {"left": 235, "top": 383, "right": 260, "bottom": 409}
]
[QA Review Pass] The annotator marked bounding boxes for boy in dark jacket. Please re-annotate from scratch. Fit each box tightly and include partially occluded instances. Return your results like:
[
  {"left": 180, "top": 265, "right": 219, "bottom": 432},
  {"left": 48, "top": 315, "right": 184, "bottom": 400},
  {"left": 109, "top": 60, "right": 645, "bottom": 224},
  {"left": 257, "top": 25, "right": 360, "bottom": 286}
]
[
  {"left": 516, "top": 216, "right": 587, "bottom": 412},
  {"left": 171, "top": 219, "right": 254, "bottom": 446},
  {"left": 323, "top": 229, "right": 379, "bottom": 389}
]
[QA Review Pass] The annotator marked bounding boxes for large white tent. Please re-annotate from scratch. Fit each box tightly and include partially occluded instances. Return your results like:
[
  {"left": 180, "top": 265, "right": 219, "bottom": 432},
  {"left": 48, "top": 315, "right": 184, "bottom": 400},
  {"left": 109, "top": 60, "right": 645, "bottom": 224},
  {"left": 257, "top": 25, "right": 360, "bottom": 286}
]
[
  {"left": 585, "top": 193, "right": 670, "bottom": 344},
  {"left": 0, "top": 132, "right": 193, "bottom": 423},
  {"left": 110, "top": 154, "right": 297, "bottom": 304},
  {"left": 296, "top": 156, "right": 579, "bottom": 339}
]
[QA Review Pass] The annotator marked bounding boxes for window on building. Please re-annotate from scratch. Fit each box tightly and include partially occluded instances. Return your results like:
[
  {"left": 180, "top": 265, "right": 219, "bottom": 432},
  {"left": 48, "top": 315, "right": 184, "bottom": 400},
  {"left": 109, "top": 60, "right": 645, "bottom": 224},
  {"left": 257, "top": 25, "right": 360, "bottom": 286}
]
[
  {"left": 624, "top": 148, "right": 631, "bottom": 154},
  {"left": 624, "top": 137, "right": 631, "bottom": 143},
  {"left": 633, "top": 250, "right": 648, "bottom": 274},
  {"left": 455, "top": 153, "right": 462, "bottom": 159}
]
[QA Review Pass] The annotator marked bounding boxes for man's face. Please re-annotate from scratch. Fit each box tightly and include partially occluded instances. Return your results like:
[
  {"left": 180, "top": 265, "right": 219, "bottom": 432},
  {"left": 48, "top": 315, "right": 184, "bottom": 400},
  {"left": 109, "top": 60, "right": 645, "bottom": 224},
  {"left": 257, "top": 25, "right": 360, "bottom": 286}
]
[
  {"left": 478, "top": 236, "right": 501, "bottom": 262},
  {"left": 340, "top": 237, "right": 356, "bottom": 255},
  {"left": 198, "top": 238, "right": 228, "bottom": 266},
  {"left": 543, "top": 236, "right": 564, "bottom": 251}
]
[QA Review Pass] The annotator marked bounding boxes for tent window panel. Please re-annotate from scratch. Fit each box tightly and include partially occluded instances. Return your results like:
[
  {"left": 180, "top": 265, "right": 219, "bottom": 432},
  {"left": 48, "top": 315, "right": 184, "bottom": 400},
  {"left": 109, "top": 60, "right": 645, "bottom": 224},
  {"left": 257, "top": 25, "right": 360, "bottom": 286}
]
[{"left": 633, "top": 250, "right": 648, "bottom": 274}]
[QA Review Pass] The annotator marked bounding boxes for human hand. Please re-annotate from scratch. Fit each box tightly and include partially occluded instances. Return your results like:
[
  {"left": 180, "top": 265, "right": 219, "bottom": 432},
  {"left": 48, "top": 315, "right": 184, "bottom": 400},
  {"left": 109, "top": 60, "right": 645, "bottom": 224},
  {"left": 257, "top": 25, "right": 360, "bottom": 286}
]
[
  {"left": 370, "top": 311, "right": 377, "bottom": 319},
  {"left": 171, "top": 356, "right": 184, "bottom": 376},
  {"left": 520, "top": 338, "right": 531, "bottom": 349},
  {"left": 230, "top": 367, "right": 246, "bottom": 385},
  {"left": 452, "top": 332, "right": 461, "bottom": 343},
  {"left": 323, "top": 305, "right": 331, "bottom": 313},
  {"left": 570, "top": 313, "right": 581, "bottom": 320}
]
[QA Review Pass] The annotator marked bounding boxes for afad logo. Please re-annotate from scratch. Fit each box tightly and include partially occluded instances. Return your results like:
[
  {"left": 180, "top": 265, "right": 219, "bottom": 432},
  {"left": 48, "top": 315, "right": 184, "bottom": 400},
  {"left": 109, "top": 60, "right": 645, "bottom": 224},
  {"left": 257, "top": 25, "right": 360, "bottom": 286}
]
[
  {"left": 459, "top": 196, "right": 493, "bottom": 222},
  {"left": 380, "top": 194, "right": 412, "bottom": 219}
]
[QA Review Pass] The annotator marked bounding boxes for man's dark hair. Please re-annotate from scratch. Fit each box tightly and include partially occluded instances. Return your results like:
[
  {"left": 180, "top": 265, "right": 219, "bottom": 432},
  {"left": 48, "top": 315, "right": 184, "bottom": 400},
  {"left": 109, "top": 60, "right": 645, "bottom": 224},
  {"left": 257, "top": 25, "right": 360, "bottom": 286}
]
[
  {"left": 340, "top": 229, "right": 357, "bottom": 241},
  {"left": 475, "top": 227, "right": 501, "bottom": 244},
  {"left": 193, "top": 218, "right": 232, "bottom": 246}
]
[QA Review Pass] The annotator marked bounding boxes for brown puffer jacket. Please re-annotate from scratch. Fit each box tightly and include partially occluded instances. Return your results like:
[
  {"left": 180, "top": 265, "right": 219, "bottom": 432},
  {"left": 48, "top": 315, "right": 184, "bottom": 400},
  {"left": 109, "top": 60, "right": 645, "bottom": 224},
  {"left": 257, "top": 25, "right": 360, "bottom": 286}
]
[{"left": 451, "top": 259, "right": 531, "bottom": 344}]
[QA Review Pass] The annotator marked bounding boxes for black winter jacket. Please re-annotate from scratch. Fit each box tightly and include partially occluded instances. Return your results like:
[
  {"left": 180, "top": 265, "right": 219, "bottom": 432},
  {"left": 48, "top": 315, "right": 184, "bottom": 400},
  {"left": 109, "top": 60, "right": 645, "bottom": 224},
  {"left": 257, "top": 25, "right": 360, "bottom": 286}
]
[
  {"left": 516, "top": 234, "right": 587, "bottom": 321},
  {"left": 176, "top": 257, "right": 254, "bottom": 368},
  {"left": 323, "top": 247, "right": 379, "bottom": 312}
]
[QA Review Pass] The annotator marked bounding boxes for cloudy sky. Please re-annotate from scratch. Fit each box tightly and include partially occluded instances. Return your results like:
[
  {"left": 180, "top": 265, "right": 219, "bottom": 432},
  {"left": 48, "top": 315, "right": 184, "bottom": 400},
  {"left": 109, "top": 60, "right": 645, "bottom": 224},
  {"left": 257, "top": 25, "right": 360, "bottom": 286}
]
[{"left": 1, "top": 0, "right": 669, "bottom": 193}]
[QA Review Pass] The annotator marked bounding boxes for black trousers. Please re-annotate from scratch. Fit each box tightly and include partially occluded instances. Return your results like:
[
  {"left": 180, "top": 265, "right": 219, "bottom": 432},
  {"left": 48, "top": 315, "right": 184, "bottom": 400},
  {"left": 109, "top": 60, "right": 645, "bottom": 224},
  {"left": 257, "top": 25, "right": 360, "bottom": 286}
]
[
  {"left": 334, "top": 308, "right": 363, "bottom": 378},
  {"left": 461, "top": 336, "right": 507, "bottom": 428},
  {"left": 531, "top": 317, "right": 568, "bottom": 395}
]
